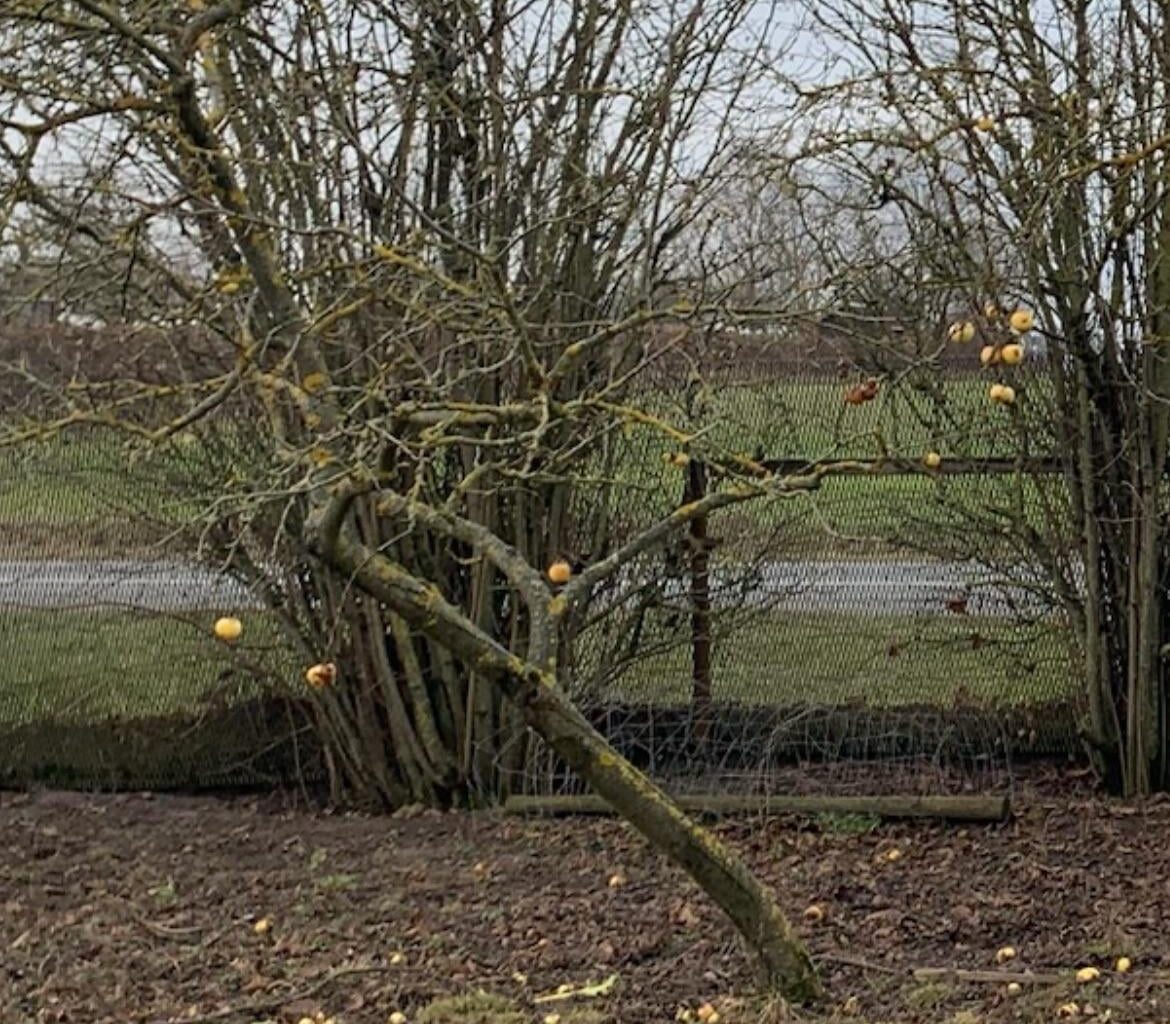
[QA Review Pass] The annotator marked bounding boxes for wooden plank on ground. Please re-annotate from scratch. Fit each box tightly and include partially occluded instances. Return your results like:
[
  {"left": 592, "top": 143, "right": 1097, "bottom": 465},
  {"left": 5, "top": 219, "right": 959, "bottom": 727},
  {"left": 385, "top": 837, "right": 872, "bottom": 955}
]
[{"left": 504, "top": 792, "right": 1011, "bottom": 822}]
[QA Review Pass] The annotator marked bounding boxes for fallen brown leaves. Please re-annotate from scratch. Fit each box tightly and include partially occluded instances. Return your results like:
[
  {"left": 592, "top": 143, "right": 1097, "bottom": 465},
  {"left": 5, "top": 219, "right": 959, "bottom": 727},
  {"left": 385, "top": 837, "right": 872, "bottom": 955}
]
[{"left": 3, "top": 773, "right": 1170, "bottom": 1023}]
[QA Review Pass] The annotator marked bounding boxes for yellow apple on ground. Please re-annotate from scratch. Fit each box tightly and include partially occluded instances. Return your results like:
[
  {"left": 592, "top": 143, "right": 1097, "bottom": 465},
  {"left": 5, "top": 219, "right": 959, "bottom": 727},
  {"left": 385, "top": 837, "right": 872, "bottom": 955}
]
[
  {"left": 803, "top": 904, "right": 826, "bottom": 923},
  {"left": 923, "top": 451, "right": 942, "bottom": 470}
]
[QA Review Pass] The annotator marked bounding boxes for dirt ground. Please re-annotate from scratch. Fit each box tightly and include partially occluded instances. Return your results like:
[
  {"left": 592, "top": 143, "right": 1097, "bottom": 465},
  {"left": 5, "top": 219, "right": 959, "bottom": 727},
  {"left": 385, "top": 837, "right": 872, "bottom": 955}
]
[{"left": 4, "top": 768, "right": 1170, "bottom": 1024}]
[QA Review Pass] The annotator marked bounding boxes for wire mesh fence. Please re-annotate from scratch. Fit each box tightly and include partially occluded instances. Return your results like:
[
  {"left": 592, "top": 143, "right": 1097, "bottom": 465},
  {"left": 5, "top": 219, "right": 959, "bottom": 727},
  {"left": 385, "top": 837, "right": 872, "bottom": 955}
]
[
  {"left": 0, "top": 328, "right": 1082, "bottom": 798},
  {"left": 519, "top": 340, "right": 1079, "bottom": 802}
]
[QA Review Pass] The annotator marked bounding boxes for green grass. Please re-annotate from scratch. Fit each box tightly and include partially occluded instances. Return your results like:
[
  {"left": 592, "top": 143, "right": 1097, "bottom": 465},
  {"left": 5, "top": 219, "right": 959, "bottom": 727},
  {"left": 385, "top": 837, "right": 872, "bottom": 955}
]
[
  {"left": 0, "top": 607, "right": 1073, "bottom": 728},
  {"left": 417, "top": 992, "right": 604, "bottom": 1024},
  {"left": 1, "top": 373, "right": 1066, "bottom": 558},
  {"left": 0, "top": 608, "right": 295, "bottom": 724},
  {"left": 643, "top": 371, "right": 1055, "bottom": 459},
  {"left": 0, "top": 433, "right": 200, "bottom": 556},
  {"left": 597, "top": 372, "right": 1067, "bottom": 557},
  {"left": 0, "top": 434, "right": 165, "bottom": 520},
  {"left": 577, "top": 611, "right": 1074, "bottom": 708}
]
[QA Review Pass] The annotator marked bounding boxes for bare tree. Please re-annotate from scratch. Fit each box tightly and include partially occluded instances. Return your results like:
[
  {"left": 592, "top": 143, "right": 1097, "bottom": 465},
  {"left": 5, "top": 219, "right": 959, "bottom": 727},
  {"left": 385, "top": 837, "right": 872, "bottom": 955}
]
[
  {"left": 782, "top": 0, "right": 1170, "bottom": 794},
  {"left": 0, "top": 0, "right": 837, "bottom": 996}
]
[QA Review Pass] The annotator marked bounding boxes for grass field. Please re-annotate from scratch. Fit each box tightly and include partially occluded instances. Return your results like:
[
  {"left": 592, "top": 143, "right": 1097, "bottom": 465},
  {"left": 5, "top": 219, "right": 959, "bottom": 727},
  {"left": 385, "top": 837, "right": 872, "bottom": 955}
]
[
  {"left": 580, "top": 610, "right": 1073, "bottom": 707},
  {"left": 646, "top": 370, "right": 1054, "bottom": 458},
  {"left": 1, "top": 374, "right": 1074, "bottom": 782},
  {"left": 0, "top": 605, "right": 1073, "bottom": 727},
  {"left": 0, "top": 608, "right": 296, "bottom": 725},
  {"left": 0, "top": 434, "right": 195, "bottom": 556},
  {"left": 0, "top": 375, "right": 1067, "bottom": 559},
  {"left": 626, "top": 369, "right": 1061, "bottom": 517}
]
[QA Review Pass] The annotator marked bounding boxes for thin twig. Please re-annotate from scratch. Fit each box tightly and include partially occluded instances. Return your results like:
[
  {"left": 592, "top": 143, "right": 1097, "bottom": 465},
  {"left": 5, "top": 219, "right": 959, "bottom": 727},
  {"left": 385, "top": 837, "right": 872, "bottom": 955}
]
[
  {"left": 814, "top": 951, "right": 905, "bottom": 976},
  {"left": 133, "top": 917, "right": 206, "bottom": 941}
]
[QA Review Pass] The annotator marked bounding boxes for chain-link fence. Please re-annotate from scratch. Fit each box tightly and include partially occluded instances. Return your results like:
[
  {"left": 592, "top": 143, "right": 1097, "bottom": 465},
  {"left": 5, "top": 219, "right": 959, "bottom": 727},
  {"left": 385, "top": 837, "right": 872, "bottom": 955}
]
[
  {"left": 0, "top": 326, "right": 1081, "bottom": 796},
  {"left": 522, "top": 339, "right": 1079, "bottom": 802}
]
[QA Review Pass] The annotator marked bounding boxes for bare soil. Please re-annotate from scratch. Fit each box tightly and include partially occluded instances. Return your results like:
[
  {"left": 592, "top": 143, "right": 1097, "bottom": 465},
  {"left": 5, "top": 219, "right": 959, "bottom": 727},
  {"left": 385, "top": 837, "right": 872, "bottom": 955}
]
[{"left": 4, "top": 768, "right": 1170, "bottom": 1023}]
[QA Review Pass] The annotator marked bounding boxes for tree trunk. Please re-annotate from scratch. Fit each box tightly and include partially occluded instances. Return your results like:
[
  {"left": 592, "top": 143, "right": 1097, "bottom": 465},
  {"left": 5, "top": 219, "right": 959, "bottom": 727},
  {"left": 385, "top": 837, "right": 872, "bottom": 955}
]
[
  {"left": 686, "top": 459, "right": 713, "bottom": 738},
  {"left": 525, "top": 686, "right": 820, "bottom": 998},
  {"left": 316, "top": 524, "right": 821, "bottom": 1001}
]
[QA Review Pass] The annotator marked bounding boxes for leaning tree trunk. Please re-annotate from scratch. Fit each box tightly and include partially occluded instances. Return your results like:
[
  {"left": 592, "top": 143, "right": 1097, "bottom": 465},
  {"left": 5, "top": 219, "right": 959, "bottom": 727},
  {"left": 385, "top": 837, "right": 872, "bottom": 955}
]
[
  {"left": 529, "top": 685, "right": 820, "bottom": 997},
  {"left": 316, "top": 518, "right": 822, "bottom": 1001}
]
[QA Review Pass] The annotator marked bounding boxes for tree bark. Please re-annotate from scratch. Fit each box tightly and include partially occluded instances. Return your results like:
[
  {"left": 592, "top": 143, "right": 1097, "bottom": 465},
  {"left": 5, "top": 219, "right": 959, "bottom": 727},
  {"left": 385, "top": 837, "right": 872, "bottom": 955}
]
[{"left": 312, "top": 520, "right": 821, "bottom": 1001}]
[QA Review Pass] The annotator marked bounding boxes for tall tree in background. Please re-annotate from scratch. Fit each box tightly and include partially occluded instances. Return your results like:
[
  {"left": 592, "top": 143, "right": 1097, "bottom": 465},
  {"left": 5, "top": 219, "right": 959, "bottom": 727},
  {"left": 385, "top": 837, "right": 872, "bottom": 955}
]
[{"left": 785, "top": 0, "right": 1170, "bottom": 794}]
